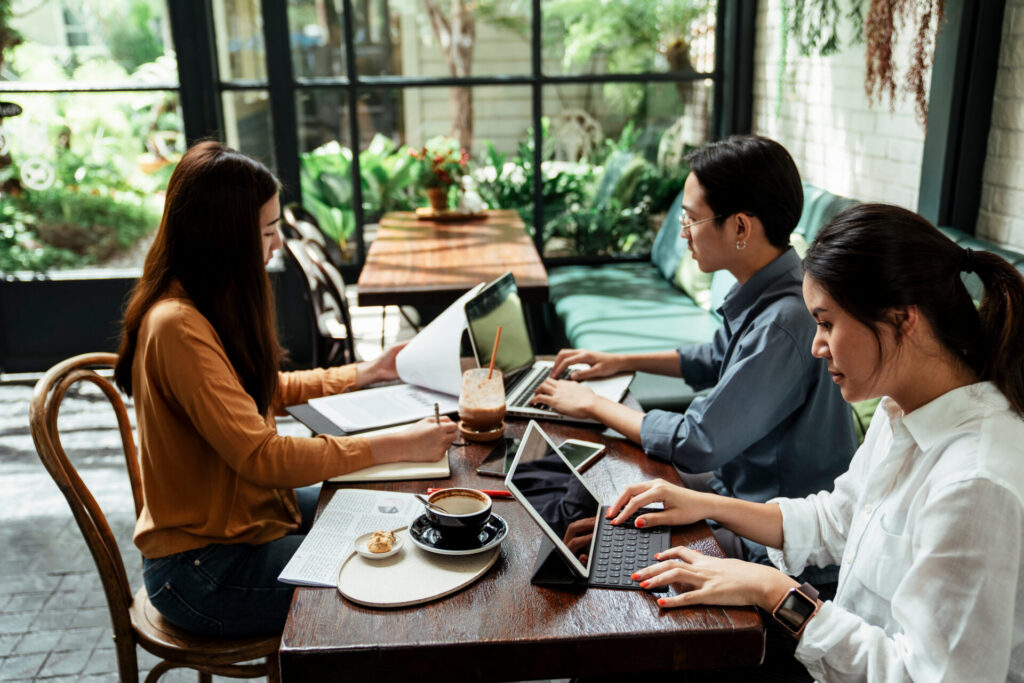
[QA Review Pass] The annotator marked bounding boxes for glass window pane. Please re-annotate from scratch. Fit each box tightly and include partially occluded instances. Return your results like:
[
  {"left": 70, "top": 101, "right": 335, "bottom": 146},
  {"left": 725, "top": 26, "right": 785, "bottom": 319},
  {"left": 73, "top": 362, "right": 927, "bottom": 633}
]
[
  {"left": 296, "top": 88, "right": 356, "bottom": 262},
  {"left": 0, "top": 92, "right": 182, "bottom": 272},
  {"left": 541, "top": 0, "right": 716, "bottom": 76},
  {"left": 4, "top": 0, "right": 176, "bottom": 84},
  {"left": 223, "top": 90, "right": 274, "bottom": 168},
  {"left": 323, "top": 1, "right": 533, "bottom": 78},
  {"left": 213, "top": 0, "right": 267, "bottom": 81},
  {"left": 288, "top": 0, "right": 348, "bottom": 78},
  {"left": 541, "top": 79, "right": 713, "bottom": 257}
]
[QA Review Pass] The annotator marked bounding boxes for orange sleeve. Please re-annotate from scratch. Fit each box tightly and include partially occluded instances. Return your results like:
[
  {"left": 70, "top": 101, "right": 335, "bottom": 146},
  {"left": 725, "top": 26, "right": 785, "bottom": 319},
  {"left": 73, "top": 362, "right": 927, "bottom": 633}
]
[
  {"left": 272, "top": 364, "right": 361, "bottom": 416},
  {"left": 147, "top": 302, "right": 374, "bottom": 487}
]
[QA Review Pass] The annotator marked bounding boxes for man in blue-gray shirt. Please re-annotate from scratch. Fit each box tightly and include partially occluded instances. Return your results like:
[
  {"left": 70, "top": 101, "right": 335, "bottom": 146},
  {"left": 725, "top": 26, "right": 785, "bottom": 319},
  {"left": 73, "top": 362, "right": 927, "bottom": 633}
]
[{"left": 532, "top": 135, "right": 856, "bottom": 578}]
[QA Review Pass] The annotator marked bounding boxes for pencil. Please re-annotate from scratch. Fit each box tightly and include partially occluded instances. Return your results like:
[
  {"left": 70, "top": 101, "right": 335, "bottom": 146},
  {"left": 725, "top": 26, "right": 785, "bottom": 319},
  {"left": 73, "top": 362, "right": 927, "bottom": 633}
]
[{"left": 434, "top": 402, "right": 440, "bottom": 425}]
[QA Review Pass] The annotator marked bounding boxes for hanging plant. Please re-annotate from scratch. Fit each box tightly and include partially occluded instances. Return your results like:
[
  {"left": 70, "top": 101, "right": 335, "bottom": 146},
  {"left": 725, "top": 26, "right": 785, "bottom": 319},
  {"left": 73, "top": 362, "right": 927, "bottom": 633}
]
[
  {"left": 864, "top": 0, "right": 945, "bottom": 127},
  {"left": 777, "top": 0, "right": 945, "bottom": 129}
]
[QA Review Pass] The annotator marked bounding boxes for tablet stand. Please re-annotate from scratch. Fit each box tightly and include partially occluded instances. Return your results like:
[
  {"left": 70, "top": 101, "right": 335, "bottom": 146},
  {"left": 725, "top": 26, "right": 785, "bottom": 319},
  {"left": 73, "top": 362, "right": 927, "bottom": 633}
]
[{"left": 529, "top": 536, "right": 586, "bottom": 590}]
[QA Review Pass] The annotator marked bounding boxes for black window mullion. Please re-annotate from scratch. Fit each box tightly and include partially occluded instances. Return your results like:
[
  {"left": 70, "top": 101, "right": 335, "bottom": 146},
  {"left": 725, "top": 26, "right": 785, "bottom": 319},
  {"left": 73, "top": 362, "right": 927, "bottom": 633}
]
[
  {"left": 168, "top": 0, "right": 223, "bottom": 143},
  {"left": 342, "top": 0, "right": 367, "bottom": 266},
  {"left": 531, "top": 0, "right": 544, "bottom": 256},
  {"left": 260, "top": 0, "right": 301, "bottom": 205},
  {"left": 714, "top": 0, "right": 756, "bottom": 139}
]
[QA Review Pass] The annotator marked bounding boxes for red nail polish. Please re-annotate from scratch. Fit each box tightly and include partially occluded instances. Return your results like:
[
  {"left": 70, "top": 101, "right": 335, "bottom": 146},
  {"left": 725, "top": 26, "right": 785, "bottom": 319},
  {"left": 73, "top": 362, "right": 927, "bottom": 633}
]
[
  {"left": 654, "top": 553, "right": 661, "bottom": 560},
  {"left": 631, "top": 573, "right": 640, "bottom": 580},
  {"left": 657, "top": 598, "right": 667, "bottom": 607},
  {"left": 636, "top": 518, "right": 645, "bottom": 528},
  {"left": 640, "top": 580, "right": 649, "bottom": 588}
]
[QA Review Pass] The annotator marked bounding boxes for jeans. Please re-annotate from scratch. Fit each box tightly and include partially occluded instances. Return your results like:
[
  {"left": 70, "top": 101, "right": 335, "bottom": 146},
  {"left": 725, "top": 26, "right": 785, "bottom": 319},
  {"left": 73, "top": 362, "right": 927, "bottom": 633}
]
[{"left": 142, "top": 486, "right": 319, "bottom": 637}]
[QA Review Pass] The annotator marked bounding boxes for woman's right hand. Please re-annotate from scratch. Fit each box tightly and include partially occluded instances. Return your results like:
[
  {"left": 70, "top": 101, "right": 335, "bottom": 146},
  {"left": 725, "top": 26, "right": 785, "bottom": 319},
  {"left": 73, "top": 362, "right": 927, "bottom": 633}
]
[
  {"left": 549, "top": 348, "right": 626, "bottom": 380},
  {"left": 606, "top": 479, "right": 715, "bottom": 529},
  {"left": 369, "top": 416, "right": 457, "bottom": 464}
]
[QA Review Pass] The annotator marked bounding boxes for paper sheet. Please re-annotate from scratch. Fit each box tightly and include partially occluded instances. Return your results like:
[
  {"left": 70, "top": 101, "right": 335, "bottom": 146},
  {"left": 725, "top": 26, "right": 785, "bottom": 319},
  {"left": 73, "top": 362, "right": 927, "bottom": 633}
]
[
  {"left": 395, "top": 283, "right": 484, "bottom": 396},
  {"left": 278, "top": 489, "right": 420, "bottom": 587},
  {"left": 328, "top": 423, "right": 450, "bottom": 482},
  {"left": 308, "top": 383, "right": 459, "bottom": 432}
]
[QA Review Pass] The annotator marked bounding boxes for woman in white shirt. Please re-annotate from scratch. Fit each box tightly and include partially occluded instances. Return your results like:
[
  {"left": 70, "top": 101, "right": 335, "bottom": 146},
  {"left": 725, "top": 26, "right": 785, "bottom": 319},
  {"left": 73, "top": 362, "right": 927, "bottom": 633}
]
[{"left": 610, "top": 203, "right": 1024, "bottom": 681}]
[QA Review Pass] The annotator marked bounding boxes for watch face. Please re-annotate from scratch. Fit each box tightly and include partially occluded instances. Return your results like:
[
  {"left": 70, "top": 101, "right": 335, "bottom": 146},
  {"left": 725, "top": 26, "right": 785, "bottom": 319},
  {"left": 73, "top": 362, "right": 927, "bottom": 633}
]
[{"left": 776, "top": 590, "right": 817, "bottom": 633}]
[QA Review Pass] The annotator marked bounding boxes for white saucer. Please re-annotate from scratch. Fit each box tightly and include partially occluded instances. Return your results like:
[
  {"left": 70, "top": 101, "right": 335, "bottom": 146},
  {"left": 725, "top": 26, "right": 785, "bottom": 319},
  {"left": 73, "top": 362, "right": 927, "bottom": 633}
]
[
  {"left": 354, "top": 529, "right": 405, "bottom": 559},
  {"left": 408, "top": 513, "right": 508, "bottom": 556}
]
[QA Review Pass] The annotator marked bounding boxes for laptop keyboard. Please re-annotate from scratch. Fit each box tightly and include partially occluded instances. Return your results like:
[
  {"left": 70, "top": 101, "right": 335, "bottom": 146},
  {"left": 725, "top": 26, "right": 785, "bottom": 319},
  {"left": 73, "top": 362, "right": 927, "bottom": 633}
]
[
  {"left": 589, "top": 507, "right": 670, "bottom": 591},
  {"left": 508, "top": 368, "right": 572, "bottom": 409}
]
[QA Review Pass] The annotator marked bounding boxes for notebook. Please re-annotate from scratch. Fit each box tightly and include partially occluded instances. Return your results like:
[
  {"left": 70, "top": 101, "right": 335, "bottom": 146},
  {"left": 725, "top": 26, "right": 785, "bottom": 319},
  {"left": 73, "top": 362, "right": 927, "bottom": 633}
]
[
  {"left": 505, "top": 421, "right": 670, "bottom": 591},
  {"left": 464, "top": 273, "right": 633, "bottom": 423}
]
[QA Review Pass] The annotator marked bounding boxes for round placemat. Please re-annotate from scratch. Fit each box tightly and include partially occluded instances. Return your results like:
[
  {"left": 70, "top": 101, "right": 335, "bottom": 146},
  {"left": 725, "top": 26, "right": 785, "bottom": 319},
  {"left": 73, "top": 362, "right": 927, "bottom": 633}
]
[{"left": 336, "top": 528, "right": 500, "bottom": 608}]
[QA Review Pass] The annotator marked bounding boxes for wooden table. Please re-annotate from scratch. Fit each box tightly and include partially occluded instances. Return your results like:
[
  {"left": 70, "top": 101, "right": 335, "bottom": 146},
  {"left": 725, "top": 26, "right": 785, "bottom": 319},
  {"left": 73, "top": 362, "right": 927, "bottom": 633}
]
[
  {"left": 279, "top": 419, "right": 765, "bottom": 681},
  {"left": 356, "top": 209, "right": 549, "bottom": 308}
]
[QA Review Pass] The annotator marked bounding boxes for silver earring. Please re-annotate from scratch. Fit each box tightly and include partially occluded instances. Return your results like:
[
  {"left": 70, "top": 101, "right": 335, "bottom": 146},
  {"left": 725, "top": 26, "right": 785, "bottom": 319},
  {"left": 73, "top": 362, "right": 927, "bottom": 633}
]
[{"left": 736, "top": 240, "right": 746, "bottom": 251}]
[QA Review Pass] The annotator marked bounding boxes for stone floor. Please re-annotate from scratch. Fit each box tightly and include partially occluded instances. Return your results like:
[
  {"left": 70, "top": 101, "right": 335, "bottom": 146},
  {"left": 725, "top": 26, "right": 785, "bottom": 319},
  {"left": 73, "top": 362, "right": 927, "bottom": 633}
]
[{"left": 0, "top": 295, "right": 418, "bottom": 682}]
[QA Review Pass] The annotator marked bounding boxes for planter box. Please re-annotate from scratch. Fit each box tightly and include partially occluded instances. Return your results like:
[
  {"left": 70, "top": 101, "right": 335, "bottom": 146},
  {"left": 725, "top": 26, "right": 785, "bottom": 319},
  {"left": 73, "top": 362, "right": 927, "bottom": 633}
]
[{"left": 0, "top": 260, "right": 314, "bottom": 376}]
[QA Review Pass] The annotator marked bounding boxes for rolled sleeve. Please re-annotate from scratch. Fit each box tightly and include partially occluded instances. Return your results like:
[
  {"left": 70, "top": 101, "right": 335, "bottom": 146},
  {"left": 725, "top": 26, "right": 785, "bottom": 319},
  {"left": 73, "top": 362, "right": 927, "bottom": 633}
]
[
  {"left": 640, "top": 321, "right": 811, "bottom": 473},
  {"left": 795, "top": 480, "right": 1021, "bottom": 682},
  {"left": 273, "top": 364, "right": 360, "bottom": 415}
]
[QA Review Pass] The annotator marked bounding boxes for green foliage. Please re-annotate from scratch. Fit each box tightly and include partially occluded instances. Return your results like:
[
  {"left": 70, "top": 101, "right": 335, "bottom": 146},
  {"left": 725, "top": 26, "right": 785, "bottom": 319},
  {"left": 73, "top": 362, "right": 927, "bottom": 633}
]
[
  {"left": 102, "top": 1, "right": 164, "bottom": 73},
  {"left": 0, "top": 201, "right": 79, "bottom": 272},
  {"left": 0, "top": 0, "right": 22, "bottom": 72},
  {"left": 300, "top": 135, "right": 426, "bottom": 244},
  {"left": 476, "top": 119, "right": 688, "bottom": 256}
]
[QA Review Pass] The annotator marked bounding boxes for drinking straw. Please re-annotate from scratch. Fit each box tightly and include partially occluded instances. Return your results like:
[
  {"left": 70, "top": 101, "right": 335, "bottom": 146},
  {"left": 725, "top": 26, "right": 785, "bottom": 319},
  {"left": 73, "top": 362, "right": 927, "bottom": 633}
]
[{"left": 487, "top": 326, "right": 503, "bottom": 379}]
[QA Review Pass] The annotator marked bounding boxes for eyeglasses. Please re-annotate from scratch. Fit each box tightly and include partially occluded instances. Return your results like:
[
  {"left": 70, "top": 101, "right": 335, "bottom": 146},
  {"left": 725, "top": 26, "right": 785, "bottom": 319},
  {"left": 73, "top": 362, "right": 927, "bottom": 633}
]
[{"left": 678, "top": 211, "right": 722, "bottom": 237}]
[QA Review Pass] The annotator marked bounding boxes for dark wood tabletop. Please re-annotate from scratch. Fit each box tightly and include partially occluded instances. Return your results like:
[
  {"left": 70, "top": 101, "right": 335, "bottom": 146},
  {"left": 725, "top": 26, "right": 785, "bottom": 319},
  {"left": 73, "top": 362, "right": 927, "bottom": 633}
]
[
  {"left": 355, "top": 209, "right": 549, "bottom": 308},
  {"left": 279, "top": 418, "right": 765, "bottom": 681}
]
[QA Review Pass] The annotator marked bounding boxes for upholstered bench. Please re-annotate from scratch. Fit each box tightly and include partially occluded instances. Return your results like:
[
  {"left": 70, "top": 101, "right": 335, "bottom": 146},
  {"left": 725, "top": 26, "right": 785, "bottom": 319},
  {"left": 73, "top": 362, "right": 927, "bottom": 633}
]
[{"left": 547, "top": 182, "right": 857, "bottom": 412}]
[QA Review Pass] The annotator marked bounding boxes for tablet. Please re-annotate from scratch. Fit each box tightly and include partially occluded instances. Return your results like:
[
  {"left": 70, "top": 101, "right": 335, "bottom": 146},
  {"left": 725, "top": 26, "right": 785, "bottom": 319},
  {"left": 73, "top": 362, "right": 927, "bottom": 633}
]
[{"left": 504, "top": 421, "right": 601, "bottom": 579}]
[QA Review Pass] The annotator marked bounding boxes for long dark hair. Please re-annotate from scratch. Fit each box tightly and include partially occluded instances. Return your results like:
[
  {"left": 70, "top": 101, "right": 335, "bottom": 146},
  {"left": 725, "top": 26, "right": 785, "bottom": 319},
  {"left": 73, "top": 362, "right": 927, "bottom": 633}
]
[
  {"left": 115, "top": 141, "right": 283, "bottom": 414},
  {"left": 685, "top": 135, "right": 803, "bottom": 249},
  {"left": 804, "top": 203, "right": 1024, "bottom": 415}
]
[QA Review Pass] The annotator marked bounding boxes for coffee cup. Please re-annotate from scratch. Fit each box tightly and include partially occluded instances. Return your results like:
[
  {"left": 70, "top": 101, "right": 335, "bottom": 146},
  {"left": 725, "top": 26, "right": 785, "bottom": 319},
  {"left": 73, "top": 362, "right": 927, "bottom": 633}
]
[
  {"left": 458, "top": 368, "right": 506, "bottom": 441},
  {"left": 425, "top": 487, "right": 493, "bottom": 541}
]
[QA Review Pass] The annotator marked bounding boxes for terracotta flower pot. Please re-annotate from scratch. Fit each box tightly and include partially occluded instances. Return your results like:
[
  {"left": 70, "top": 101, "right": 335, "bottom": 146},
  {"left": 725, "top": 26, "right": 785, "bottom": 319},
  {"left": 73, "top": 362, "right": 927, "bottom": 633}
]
[{"left": 425, "top": 186, "right": 449, "bottom": 211}]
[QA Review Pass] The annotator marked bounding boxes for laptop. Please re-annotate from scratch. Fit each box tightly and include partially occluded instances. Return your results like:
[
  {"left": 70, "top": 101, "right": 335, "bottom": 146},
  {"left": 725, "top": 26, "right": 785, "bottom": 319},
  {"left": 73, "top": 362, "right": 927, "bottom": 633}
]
[
  {"left": 505, "top": 421, "right": 670, "bottom": 591},
  {"left": 464, "top": 273, "right": 633, "bottom": 423}
]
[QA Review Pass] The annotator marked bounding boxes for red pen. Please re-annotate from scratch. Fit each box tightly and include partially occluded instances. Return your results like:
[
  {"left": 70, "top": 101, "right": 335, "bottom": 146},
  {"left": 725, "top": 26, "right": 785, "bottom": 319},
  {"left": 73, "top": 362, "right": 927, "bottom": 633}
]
[{"left": 426, "top": 487, "right": 513, "bottom": 499}]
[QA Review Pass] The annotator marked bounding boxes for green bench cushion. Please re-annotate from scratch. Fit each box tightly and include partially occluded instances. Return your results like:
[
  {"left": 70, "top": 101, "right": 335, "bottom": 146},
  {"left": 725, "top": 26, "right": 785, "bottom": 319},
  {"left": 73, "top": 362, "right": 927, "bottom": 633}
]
[{"left": 549, "top": 262, "right": 721, "bottom": 353}]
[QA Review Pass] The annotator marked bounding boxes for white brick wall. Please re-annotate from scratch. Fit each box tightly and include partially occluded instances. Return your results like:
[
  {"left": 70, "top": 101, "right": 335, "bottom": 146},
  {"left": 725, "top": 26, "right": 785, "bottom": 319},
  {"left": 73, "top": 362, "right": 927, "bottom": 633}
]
[
  {"left": 978, "top": 0, "right": 1024, "bottom": 249},
  {"left": 752, "top": 1, "right": 928, "bottom": 212}
]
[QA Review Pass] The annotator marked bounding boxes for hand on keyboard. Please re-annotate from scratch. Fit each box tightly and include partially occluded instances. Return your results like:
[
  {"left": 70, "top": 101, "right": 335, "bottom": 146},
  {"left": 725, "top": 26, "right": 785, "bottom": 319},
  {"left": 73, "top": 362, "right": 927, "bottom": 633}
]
[
  {"left": 529, "top": 376, "right": 599, "bottom": 419},
  {"left": 550, "top": 348, "right": 626, "bottom": 380}
]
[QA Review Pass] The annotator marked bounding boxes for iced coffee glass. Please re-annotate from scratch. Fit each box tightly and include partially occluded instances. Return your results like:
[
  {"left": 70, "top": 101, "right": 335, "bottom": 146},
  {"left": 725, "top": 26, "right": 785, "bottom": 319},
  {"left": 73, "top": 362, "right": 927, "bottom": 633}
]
[{"left": 457, "top": 368, "right": 506, "bottom": 441}]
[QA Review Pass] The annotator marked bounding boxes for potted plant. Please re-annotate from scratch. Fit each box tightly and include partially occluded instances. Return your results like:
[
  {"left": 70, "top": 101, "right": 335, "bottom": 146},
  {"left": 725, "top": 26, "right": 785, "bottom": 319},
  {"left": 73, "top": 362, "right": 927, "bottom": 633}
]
[{"left": 410, "top": 136, "right": 469, "bottom": 211}]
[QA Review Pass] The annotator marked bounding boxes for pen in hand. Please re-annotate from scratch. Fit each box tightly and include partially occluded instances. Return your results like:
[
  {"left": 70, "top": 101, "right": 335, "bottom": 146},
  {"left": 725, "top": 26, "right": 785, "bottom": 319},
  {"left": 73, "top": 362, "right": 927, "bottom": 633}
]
[{"left": 434, "top": 402, "right": 440, "bottom": 425}]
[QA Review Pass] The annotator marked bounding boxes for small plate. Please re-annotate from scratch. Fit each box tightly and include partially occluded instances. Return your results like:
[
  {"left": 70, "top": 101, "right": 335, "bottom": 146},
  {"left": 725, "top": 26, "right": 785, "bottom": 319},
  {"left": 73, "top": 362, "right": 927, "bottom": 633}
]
[
  {"left": 354, "top": 529, "right": 405, "bottom": 560},
  {"left": 409, "top": 513, "right": 508, "bottom": 556}
]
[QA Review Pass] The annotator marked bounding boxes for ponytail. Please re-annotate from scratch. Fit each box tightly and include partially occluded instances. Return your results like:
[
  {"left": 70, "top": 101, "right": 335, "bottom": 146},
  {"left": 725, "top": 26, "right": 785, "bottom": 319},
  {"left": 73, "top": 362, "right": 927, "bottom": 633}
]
[
  {"left": 973, "top": 250, "right": 1024, "bottom": 415},
  {"left": 805, "top": 203, "right": 1024, "bottom": 416}
]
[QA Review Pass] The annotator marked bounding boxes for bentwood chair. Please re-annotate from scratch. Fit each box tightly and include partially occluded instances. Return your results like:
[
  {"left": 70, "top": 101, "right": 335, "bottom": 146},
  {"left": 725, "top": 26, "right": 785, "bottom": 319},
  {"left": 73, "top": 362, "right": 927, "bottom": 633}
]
[
  {"left": 283, "top": 237, "right": 357, "bottom": 367},
  {"left": 29, "top": 353, "right": 281, "bottom": 683}
]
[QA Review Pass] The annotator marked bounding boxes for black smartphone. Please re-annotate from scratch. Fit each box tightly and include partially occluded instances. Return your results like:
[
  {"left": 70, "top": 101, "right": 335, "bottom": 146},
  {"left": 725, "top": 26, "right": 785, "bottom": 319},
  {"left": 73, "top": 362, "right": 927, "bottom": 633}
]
[{"left": 476, "top": 436, "right": 522, "bottom": 477}]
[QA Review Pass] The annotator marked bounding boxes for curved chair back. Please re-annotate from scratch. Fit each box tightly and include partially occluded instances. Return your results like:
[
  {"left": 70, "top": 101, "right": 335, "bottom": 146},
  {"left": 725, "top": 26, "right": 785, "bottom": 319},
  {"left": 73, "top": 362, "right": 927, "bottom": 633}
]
[
  {"left": 29, "top": 353, "right": 279, "bottom": 682},
  {"left": 283, "top": 238, "right": 356, "bottom": 366}
]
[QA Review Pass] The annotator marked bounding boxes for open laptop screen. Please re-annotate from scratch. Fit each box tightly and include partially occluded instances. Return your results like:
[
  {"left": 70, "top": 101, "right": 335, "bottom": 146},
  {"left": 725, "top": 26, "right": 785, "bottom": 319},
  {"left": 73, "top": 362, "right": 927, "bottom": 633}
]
[
  {"left": 464, "top": 273, "right": 535, "bottom": 377},
  {"left": 506, "top": 421, "right": 601, "bottom": 577}
]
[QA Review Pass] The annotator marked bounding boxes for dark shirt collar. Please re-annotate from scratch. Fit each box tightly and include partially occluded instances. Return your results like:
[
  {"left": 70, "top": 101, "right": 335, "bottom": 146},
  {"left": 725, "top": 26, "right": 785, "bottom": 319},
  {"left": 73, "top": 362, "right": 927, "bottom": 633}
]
[{"left": 718, "top": 247, "right": 802, "bottom": 326}]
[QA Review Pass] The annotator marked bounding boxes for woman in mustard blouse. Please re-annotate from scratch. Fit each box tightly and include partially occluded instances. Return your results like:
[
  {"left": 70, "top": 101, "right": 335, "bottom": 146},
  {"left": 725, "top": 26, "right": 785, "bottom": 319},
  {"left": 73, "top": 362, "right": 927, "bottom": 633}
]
[{"left": 114, "top": 141, "right": 457, "bottom": 636}]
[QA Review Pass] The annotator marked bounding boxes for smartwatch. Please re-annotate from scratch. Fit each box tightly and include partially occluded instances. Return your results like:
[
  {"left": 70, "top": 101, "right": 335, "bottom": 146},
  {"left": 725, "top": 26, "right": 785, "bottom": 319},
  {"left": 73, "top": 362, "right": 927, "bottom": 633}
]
[{"left": 771, "top": 582, "right": 820, "bottom": 637}]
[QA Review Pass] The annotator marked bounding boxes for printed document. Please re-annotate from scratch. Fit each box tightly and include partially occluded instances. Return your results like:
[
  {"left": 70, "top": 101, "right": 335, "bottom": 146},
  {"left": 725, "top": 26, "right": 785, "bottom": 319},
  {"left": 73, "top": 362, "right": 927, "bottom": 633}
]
[
  {"left": 278, "top": 489, "right": 419, "bottom": 587},
  {"left": 307, "top": 284, "right": 484, "bottom": 431}
]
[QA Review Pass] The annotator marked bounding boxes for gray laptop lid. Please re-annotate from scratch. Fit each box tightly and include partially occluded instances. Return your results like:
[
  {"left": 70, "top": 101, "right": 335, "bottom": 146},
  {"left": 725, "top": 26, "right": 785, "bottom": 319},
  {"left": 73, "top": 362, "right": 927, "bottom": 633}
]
[{"left": 464, "top": 272, "right": 536, "bottom": 380}]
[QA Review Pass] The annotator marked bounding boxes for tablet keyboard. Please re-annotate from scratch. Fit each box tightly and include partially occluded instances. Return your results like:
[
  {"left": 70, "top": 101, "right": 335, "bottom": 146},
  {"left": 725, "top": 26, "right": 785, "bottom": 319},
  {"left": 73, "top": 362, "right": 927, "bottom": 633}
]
[{"left": 589, "top": 507, "right": 670, "bottom": 591}]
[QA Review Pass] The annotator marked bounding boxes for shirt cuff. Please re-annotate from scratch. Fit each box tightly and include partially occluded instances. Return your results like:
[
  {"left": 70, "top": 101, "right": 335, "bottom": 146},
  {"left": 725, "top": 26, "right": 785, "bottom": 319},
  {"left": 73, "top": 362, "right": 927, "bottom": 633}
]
[
  {"left": 639, "top": 410, "right": 681, "bottom": 462},
  {"left": 793, "top": 600, "right": 864, "bottom": 681},
  {"left": 766, "top": 497, "right": 810, "bottom": 575},
  {"left": 322, "top": 364, "right": 360, "bottom": 395}
]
